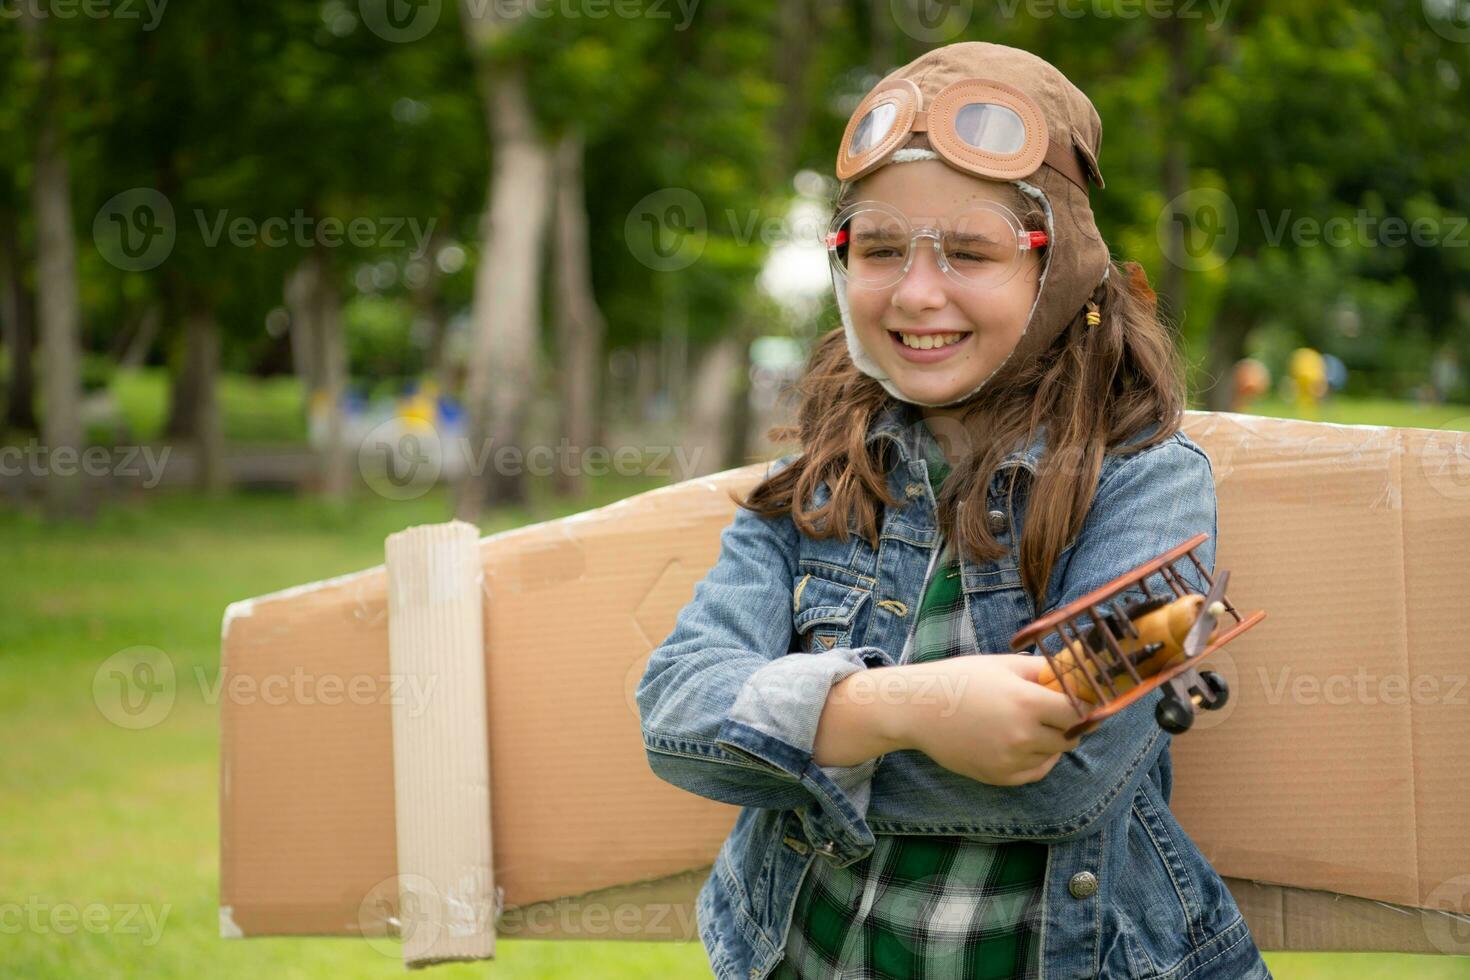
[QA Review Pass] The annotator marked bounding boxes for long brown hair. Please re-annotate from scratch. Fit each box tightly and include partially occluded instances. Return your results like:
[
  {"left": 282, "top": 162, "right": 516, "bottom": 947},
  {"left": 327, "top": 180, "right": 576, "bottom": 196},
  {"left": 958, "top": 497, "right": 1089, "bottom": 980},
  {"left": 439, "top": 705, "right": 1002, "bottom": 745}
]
[{"left": 734, "top": 182, "right": 1186, "bottom": 613}]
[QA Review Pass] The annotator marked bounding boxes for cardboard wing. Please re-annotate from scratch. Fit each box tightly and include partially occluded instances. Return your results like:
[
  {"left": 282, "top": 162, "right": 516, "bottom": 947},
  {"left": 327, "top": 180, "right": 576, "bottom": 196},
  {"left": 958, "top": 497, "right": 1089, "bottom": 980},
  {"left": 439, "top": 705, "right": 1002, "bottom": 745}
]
[{"left": 218, "top": 411, "right": 1470, "bottom": 963}]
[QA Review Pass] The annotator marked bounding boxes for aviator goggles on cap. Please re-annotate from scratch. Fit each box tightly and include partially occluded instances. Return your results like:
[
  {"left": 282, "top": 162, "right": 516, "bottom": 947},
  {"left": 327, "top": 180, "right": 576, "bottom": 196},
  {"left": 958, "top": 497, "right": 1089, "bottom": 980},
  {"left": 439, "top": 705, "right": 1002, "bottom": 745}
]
[
  {"left": 838, "top": 76, "right": 1094, "bottom": 195},
  {"left": 826, "top": 199, "right": 1048, "bottom": 290}
]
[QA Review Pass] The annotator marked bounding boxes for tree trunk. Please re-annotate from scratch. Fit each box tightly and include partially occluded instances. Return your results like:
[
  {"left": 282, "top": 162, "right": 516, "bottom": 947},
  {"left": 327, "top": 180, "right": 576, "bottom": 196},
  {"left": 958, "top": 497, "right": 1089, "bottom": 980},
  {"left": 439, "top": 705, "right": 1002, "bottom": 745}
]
[
  {"left": 455, "top": 5, "right": 554, "bottom": 521},
  {"left": 181, "top": 304, "right": 225, "bottom": 492},
  {"left": 315, "top": 264, "right": 350, "bottom": 501},
  {"left": 722, "top": 318, "right": 756, "bottom": 470},
  {"left": 684, "top": 336, "right": 742, "bottom": 477},
  {"left": 0, "top": 211, "right": 39, "bottom": 433},
  {"left": 285, "top": 260, "right": 321, "bottom": 394},
  {"left": 1203, "top": 298, "right": 1250, "bottom": 411},
  {"left": 285, "top": 252, "right": 350, "bottom": 500},
  {"left": 163, "top": 274, "right": 200, "bottom": 439},
  {"left": 407, "top": 230, "right": 450, "bottom": 393},
  {"left": 117, "top": 303, "right": 161, "bottom": 370},
  {"left": 550, "top": 128, "right": 607, "bottom": 499},
  {"left": 22, "top": 10, "right": 84, "bottom": 518},
  {"left": 1159, "top": 14, "right": 1191, "bottom": 324}
]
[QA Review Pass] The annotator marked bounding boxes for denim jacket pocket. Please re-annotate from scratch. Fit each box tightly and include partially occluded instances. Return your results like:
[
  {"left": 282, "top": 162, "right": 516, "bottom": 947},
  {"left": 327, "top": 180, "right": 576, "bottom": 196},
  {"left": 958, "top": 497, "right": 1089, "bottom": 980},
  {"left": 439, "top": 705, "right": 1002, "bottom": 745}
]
[{"left": 792, "top": 573, "right": 871, "bottom": 652}]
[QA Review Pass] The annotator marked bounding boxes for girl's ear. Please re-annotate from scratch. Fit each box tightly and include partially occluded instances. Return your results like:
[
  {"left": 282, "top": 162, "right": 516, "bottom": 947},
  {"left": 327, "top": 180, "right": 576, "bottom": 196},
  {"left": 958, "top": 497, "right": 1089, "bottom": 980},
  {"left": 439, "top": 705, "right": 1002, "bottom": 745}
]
[{"left": 1071, "top": 129, "right": 1105, "bottom": 190}]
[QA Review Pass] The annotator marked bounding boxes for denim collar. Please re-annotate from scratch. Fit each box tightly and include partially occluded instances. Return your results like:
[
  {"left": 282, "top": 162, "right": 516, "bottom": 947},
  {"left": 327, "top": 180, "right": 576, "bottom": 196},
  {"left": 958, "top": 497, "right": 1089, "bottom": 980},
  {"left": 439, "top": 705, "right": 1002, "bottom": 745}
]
[{"left": 863, "top": 399, "right": 1046, "bottom": 476}]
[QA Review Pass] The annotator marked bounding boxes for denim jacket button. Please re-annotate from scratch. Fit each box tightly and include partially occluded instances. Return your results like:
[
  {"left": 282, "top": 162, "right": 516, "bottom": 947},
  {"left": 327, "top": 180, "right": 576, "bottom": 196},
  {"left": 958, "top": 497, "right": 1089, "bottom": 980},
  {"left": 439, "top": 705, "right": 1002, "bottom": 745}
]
[
  {"left": 815, "top": 840, "right": 837, "bottom": 856},
  {"left": 986, "top": 509, "right": 1008, "bottom": 534},
  {"left": 1068, "top": 870, "right": 1099, "bottom": 898}
]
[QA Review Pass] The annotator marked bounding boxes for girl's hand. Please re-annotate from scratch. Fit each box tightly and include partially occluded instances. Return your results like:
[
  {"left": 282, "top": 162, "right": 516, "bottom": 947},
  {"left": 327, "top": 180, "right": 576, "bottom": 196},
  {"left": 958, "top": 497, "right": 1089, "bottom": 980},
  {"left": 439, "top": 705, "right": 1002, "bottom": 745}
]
[{"left": 891, "top": 654, "right": 1085, "bottom": 786}]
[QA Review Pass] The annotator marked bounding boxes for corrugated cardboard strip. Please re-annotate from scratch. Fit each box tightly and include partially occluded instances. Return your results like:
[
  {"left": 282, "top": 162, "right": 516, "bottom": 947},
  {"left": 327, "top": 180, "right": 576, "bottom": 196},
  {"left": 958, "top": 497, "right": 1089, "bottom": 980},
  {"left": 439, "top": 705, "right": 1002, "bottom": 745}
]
[
  {"left": 383, "top": 522, "right": 496, "bottom": 967},
  {"left": 218, "top": 411, "right": 1470, "bottom": 964}
]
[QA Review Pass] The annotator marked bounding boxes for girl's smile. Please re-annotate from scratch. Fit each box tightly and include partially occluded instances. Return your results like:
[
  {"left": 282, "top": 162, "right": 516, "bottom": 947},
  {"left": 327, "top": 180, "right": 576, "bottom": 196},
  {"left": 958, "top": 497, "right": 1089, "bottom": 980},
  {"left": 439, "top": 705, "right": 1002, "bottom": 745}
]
[
  {"left": 887, "top": 327, "right": 973, "bottom": 363},
  {"left": 846, "top": 160, "right": 1043, "bottom": 408}
]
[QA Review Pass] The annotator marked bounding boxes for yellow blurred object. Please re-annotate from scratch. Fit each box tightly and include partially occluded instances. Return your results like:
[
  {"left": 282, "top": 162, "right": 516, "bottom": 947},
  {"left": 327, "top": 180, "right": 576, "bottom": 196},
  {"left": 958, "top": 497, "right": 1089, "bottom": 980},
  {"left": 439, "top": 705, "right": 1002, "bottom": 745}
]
[
  {"left": 1037, "top": 594, "right": 1218, "bottom": 705},
  {"left": 1289, "top": 347, "right": 1328, "bottom": 413}
]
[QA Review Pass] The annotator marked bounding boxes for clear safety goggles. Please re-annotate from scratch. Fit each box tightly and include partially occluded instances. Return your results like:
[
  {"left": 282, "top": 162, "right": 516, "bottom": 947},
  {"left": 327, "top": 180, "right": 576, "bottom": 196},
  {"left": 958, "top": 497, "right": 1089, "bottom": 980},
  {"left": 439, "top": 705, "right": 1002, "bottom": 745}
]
[
  {"left": 838, "top": 76, "right": 1095, "bottom": 195},
  {"left": 826, "top": 199, "right": 1048, "bottom": 290}
]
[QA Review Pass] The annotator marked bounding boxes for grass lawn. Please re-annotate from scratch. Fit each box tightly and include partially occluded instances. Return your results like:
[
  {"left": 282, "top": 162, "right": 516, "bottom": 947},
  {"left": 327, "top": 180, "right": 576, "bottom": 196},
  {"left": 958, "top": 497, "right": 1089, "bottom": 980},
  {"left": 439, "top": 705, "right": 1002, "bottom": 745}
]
[
  {"left": 1235, "top": 394, "right": 1470, "bottom": 431},
  {"left": 3, "top": 396, "right": 1469, "bottom": 977}
]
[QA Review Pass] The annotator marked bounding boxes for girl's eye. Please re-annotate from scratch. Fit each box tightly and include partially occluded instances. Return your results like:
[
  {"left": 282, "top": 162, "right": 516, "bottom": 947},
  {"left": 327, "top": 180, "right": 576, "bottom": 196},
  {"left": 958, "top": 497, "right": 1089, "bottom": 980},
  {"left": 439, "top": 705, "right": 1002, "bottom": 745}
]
[
  {"left": 947, "top": 251, "right": 991, "bottom": 264},
  {"left": 860, "top": 247, "right": 903, "bottom": 260}
]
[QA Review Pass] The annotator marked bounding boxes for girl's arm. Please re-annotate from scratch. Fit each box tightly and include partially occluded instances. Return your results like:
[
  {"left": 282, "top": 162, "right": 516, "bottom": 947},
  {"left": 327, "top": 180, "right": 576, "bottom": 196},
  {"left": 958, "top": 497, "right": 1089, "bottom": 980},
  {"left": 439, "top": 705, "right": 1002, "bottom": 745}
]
[
  {"left": 636, "top": 455, "right": 897, "bottom": 863},
  {"left": 863, "top": 435, "right": 1218, "bottom": 844}
]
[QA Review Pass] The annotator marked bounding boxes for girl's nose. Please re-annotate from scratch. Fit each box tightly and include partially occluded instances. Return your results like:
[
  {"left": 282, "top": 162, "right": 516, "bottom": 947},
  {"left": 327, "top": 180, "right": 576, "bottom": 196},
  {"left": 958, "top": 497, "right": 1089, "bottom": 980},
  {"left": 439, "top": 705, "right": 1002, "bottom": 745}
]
[{"left": 891, "top": 241, "right": 948, "bottom": 316}]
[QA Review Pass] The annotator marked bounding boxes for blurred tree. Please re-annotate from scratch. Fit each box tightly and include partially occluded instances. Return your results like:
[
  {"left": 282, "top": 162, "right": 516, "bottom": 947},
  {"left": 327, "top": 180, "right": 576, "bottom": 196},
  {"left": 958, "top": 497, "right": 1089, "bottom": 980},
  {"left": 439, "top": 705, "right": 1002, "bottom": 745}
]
[
  {"left": 17, "top": 7, "right": 84, "bottom": 517},
  {"left": 0, "top": 21, "right": 39, "bottom": 434},
  {"left": 454, "top": 0, "right": 554, "bottom": 518}
]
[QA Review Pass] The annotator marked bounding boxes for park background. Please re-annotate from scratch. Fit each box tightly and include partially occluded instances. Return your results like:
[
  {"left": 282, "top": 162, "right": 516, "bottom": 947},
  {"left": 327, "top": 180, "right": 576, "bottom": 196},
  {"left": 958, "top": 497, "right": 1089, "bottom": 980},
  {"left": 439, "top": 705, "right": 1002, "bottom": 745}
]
[{"left": 3, "top": 0, "right": 1470, "bottom": 976}]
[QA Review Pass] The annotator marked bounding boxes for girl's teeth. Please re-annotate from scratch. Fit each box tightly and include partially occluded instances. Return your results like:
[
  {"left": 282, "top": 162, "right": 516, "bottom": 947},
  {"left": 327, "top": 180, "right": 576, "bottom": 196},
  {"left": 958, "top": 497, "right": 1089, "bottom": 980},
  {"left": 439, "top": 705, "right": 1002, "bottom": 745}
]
[{"left": 899, "top": 332, "right": 964, "bottom": 349}]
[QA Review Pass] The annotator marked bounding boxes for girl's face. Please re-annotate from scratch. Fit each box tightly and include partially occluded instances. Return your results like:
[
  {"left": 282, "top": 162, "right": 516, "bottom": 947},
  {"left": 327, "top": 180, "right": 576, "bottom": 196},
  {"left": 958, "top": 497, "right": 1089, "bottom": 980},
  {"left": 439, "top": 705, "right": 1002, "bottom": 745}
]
[{"left": 845, "top": 161, "right": 1042, "bottom": 409}]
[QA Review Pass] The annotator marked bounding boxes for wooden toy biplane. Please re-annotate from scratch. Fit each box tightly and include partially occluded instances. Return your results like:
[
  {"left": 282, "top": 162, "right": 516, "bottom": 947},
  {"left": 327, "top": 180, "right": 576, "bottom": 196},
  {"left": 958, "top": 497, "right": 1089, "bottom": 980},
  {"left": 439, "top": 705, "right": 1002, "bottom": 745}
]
[{"left": 1010, "top": 533, "right": 1265, "bottom": 739}]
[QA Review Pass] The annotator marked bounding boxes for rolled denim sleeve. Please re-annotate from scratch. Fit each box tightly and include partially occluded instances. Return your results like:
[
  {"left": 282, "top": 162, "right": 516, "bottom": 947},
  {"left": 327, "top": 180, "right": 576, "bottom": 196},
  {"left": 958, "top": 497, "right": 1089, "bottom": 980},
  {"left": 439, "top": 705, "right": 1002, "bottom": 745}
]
[
  {"left": 866, "top": 434, "right": 1218, "bottom": 843},
  {"left": 636, "top": 454, "right": 893, "bottom": 861}
]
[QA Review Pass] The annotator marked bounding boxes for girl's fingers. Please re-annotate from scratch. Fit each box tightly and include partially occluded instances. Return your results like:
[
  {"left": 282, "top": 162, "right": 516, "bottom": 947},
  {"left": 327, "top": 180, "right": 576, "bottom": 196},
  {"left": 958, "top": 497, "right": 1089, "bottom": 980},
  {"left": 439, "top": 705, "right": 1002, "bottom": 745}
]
[
  {"left": 995, "top": 652, "right": 1048, "bottom": 681},
  {"left": 1008, "top": 754, "right": 1062, "bottom": 785}
]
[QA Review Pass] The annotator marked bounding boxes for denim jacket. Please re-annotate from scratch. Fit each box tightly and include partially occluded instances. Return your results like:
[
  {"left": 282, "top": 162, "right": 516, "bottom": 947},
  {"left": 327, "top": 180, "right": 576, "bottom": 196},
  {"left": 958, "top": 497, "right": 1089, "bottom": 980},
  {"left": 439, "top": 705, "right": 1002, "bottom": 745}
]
[{"left": 637, "top": 401, "right": 1273, "bottom": 980}]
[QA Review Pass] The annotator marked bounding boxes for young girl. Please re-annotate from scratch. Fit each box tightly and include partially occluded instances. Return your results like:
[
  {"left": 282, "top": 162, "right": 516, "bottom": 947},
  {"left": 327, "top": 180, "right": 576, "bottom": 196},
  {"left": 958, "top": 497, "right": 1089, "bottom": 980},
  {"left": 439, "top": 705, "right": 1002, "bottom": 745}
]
[{"left": 637, "top": 42, "right": 1273, "bottom": 980}]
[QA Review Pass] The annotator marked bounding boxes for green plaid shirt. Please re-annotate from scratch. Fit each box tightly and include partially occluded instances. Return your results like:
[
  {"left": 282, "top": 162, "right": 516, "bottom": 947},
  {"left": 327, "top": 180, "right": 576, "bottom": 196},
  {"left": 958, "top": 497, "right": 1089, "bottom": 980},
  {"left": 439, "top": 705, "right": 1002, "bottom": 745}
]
[{"left": 771, "top": 440, "right": 1047, "bottom": 980}]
